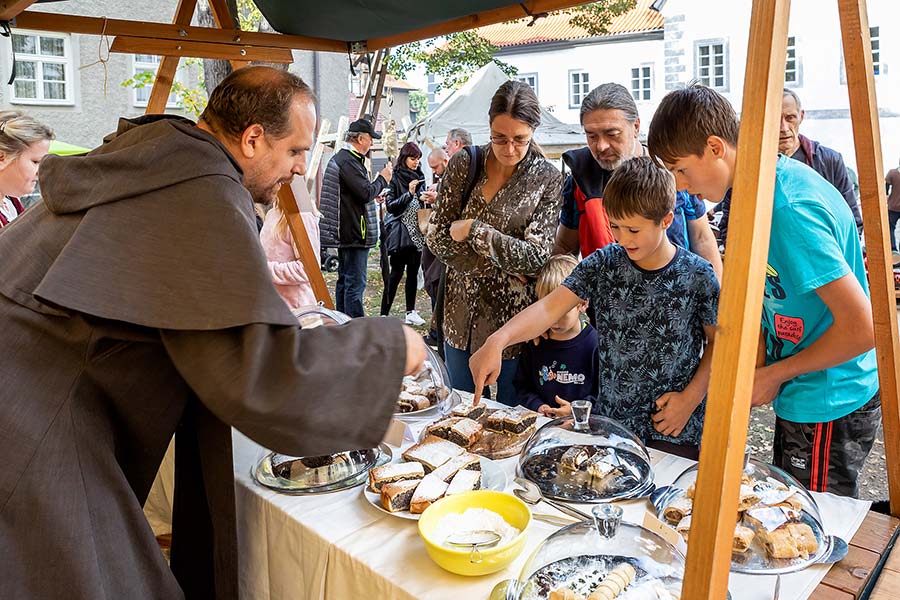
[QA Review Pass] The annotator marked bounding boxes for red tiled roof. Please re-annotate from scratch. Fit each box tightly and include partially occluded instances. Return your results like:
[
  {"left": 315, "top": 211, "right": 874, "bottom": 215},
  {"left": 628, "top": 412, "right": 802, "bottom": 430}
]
[{"left": 475, "top": 0, "right": 664, "bottom": 48}]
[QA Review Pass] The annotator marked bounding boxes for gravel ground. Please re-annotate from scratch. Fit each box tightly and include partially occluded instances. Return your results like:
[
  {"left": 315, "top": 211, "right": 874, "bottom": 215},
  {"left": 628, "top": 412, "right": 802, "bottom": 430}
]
[{"left": 324, "top": 253, "right": 890, "bottom": 502}]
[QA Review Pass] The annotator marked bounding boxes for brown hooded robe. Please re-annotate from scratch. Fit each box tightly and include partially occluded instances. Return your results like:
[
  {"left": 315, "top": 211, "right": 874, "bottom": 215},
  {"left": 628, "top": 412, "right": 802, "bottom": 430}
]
[{"left": 0, "top": 115, "right": 406, "bottom": 599}]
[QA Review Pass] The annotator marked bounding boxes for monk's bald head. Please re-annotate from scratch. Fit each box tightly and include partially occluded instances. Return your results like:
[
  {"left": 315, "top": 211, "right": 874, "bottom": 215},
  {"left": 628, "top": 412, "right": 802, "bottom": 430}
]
[{"left": 200, "top": 66, "right": 316, "bottom": 141}]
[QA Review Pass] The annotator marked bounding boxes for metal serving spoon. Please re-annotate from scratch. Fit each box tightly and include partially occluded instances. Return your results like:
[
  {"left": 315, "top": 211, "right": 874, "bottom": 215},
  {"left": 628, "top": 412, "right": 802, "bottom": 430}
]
[
  {"left": 513, "top": 478, "right": 592, "bottom": 522},
  {"left": 445, "top": 530, "right": 502, "bottom": 564}
]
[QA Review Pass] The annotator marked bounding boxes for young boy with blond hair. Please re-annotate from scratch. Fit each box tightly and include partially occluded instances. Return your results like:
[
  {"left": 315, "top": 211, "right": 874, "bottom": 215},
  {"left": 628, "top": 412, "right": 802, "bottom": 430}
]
[
  {"left": 512, "top": 254, "right": 598, "bottom": 417},
  {"left": 471, "top": 157, "right": 719, "bottom": 458},
  {"left": 647, "top": 84, "right": 879, "bottom": 496}
]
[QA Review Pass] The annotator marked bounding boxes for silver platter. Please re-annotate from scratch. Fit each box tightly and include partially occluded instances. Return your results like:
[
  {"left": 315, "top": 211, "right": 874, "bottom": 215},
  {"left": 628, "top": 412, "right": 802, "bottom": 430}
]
[
  {"left": 253, "top": 443, "right": 392, "bottom": 495},
  {"left": 651, "top": 485, "right": 848, "bottom": 575},
  {"left": 519, "top": 445, "right": 654, "bottom": 503}
]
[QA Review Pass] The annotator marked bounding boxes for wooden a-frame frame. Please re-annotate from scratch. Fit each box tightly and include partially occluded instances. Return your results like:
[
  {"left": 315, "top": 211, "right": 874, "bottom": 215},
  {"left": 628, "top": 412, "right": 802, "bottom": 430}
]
[{"left": 3, "top": 0, "right": 898, "bottom": 597}]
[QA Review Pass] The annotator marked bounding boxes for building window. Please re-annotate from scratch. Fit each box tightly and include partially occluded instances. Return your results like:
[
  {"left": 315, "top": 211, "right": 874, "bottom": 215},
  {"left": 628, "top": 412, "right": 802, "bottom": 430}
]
[
  {"left": 631, "top": 64, "right": 653, "bottom": 101},
  {"left": 516, "top": 73, "right": 538, "bottom": 95},
  {"left": 132, "top": 55, "right": 179, "bottom": 108},
  {"left": 785, "top": 36, "right": 798, "bottom": 84},
  {"left": 427, "top": 73, "right": 439, "bottom": 111},
  {"left": 569, "top": 71, "right": 590, "bottom": 108},
  {"left": 349, "top": 71, "right": 365, "bottom": 97},
  {"left": 695, "top": 39, "right": 728, "bottom": 91},
  {"left": 10, "top": 31, "right": 73, "bottom": 105},
  {"left": 870, "top": 26, "right": 880, "bottom": 75}
]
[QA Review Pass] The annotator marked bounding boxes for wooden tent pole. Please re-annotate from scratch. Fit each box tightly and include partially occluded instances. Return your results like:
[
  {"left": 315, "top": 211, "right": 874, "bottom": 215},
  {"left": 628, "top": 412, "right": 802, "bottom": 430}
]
[
  {"left": 838, "top": 0, "right": 900, "bottom": 516},
  {"left": 278, "top": 182, "right": 334, "bottom": 308},
  {"left": 681, "top": 1, "right": 791, "bottom": 598},
  {"left": 145, "top": 0, "right": 197, "bottom": 114}
]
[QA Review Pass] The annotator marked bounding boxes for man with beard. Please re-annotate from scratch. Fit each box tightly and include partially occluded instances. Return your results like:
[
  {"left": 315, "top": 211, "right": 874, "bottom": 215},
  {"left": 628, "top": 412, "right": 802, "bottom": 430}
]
[
  {"left": 320, "top": 118, "right": 393, "bottom": 317},
  {"left": 553, "top": 83, "right": 721, "bottom": 280},
  {"left": 0, "top": 66, "right": 425, "bottom": 599}
]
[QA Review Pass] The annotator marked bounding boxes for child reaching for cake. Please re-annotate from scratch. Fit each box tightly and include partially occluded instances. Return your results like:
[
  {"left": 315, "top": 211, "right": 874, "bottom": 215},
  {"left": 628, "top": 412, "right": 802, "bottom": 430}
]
[{"left": 511, "top": 255, "right": 598, "bottom": 418}]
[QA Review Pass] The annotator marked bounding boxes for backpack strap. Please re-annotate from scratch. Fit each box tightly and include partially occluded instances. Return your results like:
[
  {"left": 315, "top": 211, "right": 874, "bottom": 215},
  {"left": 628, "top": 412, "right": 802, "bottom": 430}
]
[{"left": 459, "top": 145, "right": 484, "bottom": 213}]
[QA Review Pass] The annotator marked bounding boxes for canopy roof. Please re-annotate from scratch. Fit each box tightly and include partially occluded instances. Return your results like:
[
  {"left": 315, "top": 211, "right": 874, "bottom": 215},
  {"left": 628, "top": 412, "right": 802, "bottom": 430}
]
[{"left": 407, "top": 62, "right": 584, "bottom": 150}]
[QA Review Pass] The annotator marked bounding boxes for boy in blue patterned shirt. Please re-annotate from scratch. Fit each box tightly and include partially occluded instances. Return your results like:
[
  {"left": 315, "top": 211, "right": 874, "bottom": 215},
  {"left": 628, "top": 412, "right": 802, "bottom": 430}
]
[{"left": 471, "top": 157, "right": 719, "bottom": 458}]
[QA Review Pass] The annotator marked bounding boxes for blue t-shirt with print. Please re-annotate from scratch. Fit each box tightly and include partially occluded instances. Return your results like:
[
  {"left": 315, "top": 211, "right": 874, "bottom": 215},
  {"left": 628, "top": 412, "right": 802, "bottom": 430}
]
[
  {"left": 763, "top": 156, "right": 878, "bottom": 423},
  {"left": 563, "top": 245, "right": 719, "bottom": 446}
]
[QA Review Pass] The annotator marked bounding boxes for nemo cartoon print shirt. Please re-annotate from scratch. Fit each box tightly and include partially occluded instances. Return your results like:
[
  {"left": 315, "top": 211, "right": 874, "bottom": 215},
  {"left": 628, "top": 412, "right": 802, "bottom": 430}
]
[{"left": 762, "top": 156, "right": 878, "bottom": 423}]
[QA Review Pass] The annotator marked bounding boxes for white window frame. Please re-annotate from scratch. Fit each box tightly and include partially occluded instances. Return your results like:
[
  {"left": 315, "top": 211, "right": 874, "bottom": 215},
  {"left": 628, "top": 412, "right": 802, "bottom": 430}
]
[
  {"left": 569, "top": 70, "right": 590, "bottom": 109},
  {"left": 630, "top": 63, "right": 653, "bottom": 102},
  {"left": 870, "top": 26, "right": 881, "bottom": 76},
  {"left": 784, "top": 35, "right": 801, "bottom": 86},
  {"left": 694, "top": 38, "right": 729, "bottom": 92},
  {"left": 9, "top": 30, "right": 74, "bottom": 106},
  {"left": 516, "top": 72, "right": 538, "bottom": 96},
  {"left": 132, "top": 54, "right": 181, "bottom": 109}
]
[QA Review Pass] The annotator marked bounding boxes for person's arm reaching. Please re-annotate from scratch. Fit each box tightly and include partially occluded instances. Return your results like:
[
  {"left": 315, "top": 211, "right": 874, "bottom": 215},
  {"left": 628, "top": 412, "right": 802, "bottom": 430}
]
[
  {"left": 469, "top": 286, "right": 583, "bottom": 403},
  {"left": 161, "top": 320, "right": 426, "bottom": 456}
]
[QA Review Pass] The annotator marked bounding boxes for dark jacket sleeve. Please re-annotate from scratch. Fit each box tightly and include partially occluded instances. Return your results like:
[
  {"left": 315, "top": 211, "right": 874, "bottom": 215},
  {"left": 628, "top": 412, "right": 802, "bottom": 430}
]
[
  {"left": 512, "top": 348, "right": 546, "bottom": 412},
  {"left": 821, "top": 148, "right": 862, "bottom": 227},
  {"left": 160, "top": 318, "right": 406, "bottom": 457},
  {"left": 340, "top": 157, "right": 387, "bottom": 207},
  {"left": 386, "top": 190, "right": 413, "bottom": 217}
]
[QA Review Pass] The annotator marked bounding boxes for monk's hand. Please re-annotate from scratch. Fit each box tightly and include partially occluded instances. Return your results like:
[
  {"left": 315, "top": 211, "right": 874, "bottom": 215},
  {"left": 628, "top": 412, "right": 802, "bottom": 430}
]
[
  {"left": 652, "top": 391, "right": 699, "bottom": 438},
  {"left": 402, "top": 325, "right": 427, "bottom": 376},
  {"left": 469, "top": 339, "right": 503, "bottom": 406},
  {"left": 449, "top": 219, "right": 474, "bottom": 242}
]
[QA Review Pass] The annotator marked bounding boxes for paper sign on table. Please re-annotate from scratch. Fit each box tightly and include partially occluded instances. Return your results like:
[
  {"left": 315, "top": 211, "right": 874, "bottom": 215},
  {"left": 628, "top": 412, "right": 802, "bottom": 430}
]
[
  {"left": 383, "top": 419, "right": 415, "bottom": 447},
  {"left": 642, "top": 511, "right": 689, "bottom": 555}
]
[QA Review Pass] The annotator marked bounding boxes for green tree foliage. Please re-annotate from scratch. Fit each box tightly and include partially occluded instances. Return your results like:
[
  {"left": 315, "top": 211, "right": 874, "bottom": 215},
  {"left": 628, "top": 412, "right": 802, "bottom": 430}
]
[
  {"left": 387, "top": 0, "right": 637, "bottom": 92},
  {"left": 408, "top": 90, "right": 429, "bottom": 122}
]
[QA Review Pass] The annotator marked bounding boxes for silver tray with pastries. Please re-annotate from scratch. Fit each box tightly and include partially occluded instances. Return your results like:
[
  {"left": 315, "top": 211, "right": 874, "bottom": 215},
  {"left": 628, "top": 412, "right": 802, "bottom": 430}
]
[
  {"left": 253, "top": 443, "right": 392, "bottom": 494},
  {"left": 517, "top": 401, "right": 655, "bottom": 503}
]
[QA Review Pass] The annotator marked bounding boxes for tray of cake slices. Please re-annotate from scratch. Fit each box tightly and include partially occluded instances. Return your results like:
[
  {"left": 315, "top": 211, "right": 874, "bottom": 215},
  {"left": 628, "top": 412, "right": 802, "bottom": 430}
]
[
  {"left": 419, "top": 400, "right": 540, "bottom": 460},
  {"left": 393, "top": 346, "right": 457, "bottom": 419},
  {"left": 651, "top": 457, "right": 849, "bottom": 575},
  {"left": 362, "top": 435, "right": 508, "bottom": 519},
  {"left": 254, "top": 443, "right": 393, "bottom": 494}
]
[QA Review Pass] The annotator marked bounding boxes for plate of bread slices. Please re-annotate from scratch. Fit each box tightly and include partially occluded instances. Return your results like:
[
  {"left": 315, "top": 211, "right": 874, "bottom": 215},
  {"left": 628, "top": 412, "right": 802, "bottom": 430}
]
[
  {"left": 363, "top": 435, "right": 508, "bottom": 520},
  {"left": 420, "top": 398, "right": 540, "bottom": 460}
]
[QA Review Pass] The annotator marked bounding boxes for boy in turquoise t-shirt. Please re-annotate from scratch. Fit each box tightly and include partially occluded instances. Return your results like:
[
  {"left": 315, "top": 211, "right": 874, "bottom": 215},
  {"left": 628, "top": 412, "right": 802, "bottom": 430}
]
[{"left": 646, "top": 84, "right": 880, "bottom": 498}]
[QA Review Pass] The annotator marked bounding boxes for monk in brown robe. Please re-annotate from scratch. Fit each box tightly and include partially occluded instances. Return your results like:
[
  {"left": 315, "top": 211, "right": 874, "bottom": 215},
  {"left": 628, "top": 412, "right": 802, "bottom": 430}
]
[{"left": 0, "top": 66, "right": 425, "bottom": 599}]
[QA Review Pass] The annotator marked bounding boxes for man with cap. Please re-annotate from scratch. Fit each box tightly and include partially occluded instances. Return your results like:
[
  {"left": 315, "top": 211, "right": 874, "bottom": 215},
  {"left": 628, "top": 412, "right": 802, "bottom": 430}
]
[{"left": 320, "top": 118, "right": 393, "bottom": 317}]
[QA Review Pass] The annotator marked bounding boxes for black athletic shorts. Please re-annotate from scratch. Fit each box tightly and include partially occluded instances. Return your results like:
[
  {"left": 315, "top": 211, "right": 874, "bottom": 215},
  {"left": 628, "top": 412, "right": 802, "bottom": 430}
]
[{"left": 773, "top": 392, "right": 881, "bottom": 498}]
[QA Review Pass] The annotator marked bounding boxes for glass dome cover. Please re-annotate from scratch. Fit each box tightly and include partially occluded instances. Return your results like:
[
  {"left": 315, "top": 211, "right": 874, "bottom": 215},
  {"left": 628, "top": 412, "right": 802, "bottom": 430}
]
[
  {"left": 502, "top": 505, "right": 684, "bottom": 600},
  {"left": 292, "top": 303, "right": 351, "bottom": 327},
  {"left": 517, "top": 400, "right": 654, "bottom": 502},
  {"left": 651, "top": 456, "right": 848, "bottom": 574},
  {"left": 394, "top": 343, "right": 458, "bottom": 419}
]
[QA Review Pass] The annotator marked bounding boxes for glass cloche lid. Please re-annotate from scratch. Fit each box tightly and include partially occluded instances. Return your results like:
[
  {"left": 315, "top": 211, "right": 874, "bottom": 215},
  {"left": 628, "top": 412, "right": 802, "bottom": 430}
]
[
  {"left": 292, "top": 303, "right": 351, "bottom": 327},
  {"left": 517, "top": 400, "right": 654, "bottom": 502},
  {"left": 500, "top": 504, "right": 684, "bottom": 600},
  {"left": 394, "top": 343, "right": 457, "bottom": 419},
  {"left": 650, "top": 455, "right": 848, "bottom": 574}
]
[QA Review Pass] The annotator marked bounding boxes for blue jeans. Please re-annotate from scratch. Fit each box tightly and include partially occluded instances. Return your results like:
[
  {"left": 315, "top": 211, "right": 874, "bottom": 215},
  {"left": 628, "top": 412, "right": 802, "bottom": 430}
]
[
  {"left": 889, "top": 210, "right": 900, "bottom": 252},
  {"left": 444, "top": 342, "right": 519, "bottom": 406},
  {"left": 336, "top": 247, "right": 369, "bottom": 318}
]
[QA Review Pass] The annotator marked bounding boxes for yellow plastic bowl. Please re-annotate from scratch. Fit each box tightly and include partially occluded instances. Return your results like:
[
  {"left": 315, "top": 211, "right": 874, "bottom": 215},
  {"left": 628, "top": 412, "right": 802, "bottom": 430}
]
[{"left": 418, "top": 490, "right": 531, "bottom": 576}]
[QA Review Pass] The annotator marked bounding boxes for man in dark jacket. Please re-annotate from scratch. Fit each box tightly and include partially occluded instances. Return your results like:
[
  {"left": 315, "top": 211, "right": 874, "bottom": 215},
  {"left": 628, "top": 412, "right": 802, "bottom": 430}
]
[
  {"left": 0, "top": 66, "right": 424, "bottom": 600},
  {"left": 320, "top": 119, "right": 393, "bottom": 317},
  {"left": 781, "top": 88, "right": 863, "bottom": 232}
]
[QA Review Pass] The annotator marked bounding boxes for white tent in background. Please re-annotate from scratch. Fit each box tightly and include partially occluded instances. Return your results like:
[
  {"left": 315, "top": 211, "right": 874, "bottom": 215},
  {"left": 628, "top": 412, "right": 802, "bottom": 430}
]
[{"left": 407, "top": 62, "right": 585, "bottom": 159}]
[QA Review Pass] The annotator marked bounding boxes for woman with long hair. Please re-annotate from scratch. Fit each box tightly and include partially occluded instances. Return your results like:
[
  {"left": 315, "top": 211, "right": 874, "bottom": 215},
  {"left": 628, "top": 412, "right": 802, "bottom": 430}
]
[
  {"left": 380, "top": 141, "right": 427, "bottom": 325},
  {"left": 259, "top": 193, "right": 321, "bottom": 310},
  {"left": 426, "top": 80, "right": 563, "bottom": 405},
  {"left": 0, "top": 110, "right": 53, "bottom": 228}
]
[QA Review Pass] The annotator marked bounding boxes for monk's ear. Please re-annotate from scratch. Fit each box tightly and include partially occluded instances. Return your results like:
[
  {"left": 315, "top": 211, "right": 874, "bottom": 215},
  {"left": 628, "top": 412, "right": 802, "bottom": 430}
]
[{"left": 239, "top": 124, "right": 266, "bottom": 159}]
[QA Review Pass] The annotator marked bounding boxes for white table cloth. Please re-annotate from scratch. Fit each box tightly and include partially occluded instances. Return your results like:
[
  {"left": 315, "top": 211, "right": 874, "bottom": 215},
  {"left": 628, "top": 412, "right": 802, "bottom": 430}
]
[{"left": 231, "top": 405, "right": 870, "bottom": 600}]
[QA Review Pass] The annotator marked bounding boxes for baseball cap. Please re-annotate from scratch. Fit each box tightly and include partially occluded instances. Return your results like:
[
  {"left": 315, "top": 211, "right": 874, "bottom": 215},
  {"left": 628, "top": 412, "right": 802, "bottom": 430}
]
[{"left": 348, "top": 118, "right": 382, "bottom": 139}]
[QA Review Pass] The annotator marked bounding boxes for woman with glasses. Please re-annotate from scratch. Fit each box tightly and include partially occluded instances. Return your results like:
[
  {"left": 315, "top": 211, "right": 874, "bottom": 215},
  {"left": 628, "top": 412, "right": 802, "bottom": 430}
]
[{"left": 427, "top": 80, "right": 563, "bottom": 405}]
